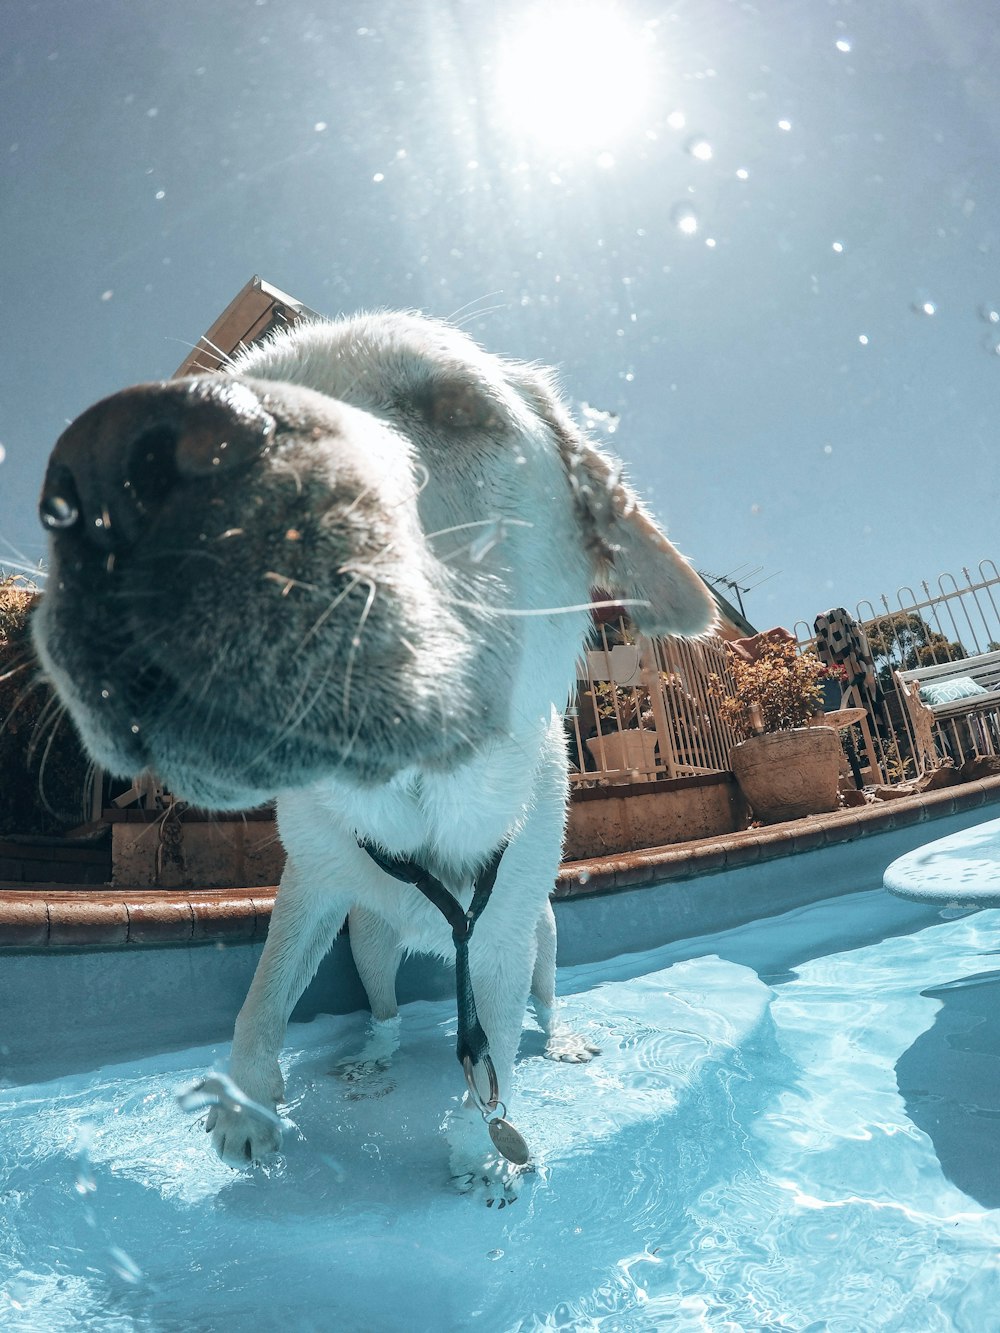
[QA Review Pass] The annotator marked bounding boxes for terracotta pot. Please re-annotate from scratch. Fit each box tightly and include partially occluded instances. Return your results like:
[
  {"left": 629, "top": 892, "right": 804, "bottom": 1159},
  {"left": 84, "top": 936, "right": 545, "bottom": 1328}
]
[
  {"left": 586, "top": 729, "right": 658, "bottom": 784},
  {"left": 729, "top": 726, "right": 841, "bottom": 823}
]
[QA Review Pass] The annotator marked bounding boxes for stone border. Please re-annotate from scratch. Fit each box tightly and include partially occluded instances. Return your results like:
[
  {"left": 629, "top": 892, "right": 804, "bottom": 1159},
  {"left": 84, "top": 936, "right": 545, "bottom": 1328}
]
[{"left": 3, "top": 776, "right": 1000, "bottom": 949}]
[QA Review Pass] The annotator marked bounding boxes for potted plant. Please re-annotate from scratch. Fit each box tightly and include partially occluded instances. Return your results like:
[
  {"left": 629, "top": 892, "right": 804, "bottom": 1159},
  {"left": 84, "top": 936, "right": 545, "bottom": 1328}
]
[
  {"left": 585, "top": 678, "right": 659, "bottom": 782},
  {"left": 712, "top": 636, "right": 842, "bottom": 823}
]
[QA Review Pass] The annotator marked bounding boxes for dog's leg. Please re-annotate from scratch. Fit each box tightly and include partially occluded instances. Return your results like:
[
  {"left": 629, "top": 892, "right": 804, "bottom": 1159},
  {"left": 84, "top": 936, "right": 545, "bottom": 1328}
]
[
  {"left": 207, "top": 859, "right": 349, "bottom": 1165},
  {"left": 530, "top": 899, "right": 601, "bottom": 1064},
  {"left": 335, "top": 907, "right": 403, "bottom": 1082}
]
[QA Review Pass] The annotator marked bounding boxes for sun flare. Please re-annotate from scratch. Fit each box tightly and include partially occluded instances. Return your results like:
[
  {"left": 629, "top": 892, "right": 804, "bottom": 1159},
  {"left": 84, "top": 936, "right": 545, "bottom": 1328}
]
[{"left": 494, "top": 4, "right": 655, "bottom": 150}]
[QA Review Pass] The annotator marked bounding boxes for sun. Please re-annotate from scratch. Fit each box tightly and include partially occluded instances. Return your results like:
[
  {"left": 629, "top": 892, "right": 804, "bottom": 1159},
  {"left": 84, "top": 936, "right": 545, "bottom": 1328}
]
[{"left": 493, "top": 4, "right": 655, "bottom": 151}]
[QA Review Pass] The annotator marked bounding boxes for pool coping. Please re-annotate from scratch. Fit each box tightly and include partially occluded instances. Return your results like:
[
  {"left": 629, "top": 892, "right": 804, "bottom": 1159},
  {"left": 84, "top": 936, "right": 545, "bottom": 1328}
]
[{"left": 2, "top": 774, "right": 999, "bottom": 950}]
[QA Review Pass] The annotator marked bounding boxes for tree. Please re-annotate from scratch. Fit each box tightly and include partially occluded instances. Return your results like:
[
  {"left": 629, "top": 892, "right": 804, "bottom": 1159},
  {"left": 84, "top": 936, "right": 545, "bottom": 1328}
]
[{"left": 864, "top": 611, "right": 965, "bottom": 691}]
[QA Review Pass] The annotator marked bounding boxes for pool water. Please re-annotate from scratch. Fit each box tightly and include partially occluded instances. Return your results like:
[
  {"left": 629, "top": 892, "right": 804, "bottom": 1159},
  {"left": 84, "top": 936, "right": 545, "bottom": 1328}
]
[{"left": 2, "top": 888, "right": 999, "bottom": 1331}]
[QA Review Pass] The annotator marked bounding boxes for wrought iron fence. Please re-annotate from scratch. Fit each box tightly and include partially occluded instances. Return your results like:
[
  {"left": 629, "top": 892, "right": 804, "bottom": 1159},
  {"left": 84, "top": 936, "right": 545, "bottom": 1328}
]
[{"left": 793, "top": 559, "right": 1000, "bottom": 777}]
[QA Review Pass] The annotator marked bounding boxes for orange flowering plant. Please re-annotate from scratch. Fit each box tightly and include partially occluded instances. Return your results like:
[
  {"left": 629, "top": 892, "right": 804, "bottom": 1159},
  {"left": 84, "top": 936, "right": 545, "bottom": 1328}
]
[{"left": 711, "top": 639, "right": 830, "bottom": 741}]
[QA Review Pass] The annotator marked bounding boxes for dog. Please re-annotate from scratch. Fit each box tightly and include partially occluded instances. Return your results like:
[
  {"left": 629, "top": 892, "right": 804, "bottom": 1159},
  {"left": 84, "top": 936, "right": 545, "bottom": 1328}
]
[{"left": 32, "top": 309, "right": 715, "bottom": 1196}]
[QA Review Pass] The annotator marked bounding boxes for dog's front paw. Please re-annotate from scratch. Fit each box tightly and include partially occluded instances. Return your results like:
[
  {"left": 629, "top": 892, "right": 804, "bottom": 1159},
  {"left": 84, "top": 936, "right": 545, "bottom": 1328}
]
[
  {"left": 451, "top": 1152, "right": 532, "bottom": 1208},
  {"left": 189, "top": 1062, "right": 285, "bottom": 1166},
  {"left": 544, "top": 1027, "right": 601, "bottom": 1063},
  {"left": 447, "top": 1104, "right": 532, "bottom": 1206}
]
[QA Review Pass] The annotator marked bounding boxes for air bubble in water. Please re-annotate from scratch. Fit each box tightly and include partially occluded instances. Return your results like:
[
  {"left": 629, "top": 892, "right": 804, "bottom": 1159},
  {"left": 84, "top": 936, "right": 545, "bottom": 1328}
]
[
  {"left": 0, "top": 443, "right": 5, "bottom": 464},
  {"left": 74, "top": 1123, "right": 97, "bottom": 1197},
  {"left": 670, "top": 202, "right": 699, "bottom": 236},
  {"left": 912, "top": 297, "right": 936, "bottom": 316},
  {"left": 107, "top": 1246, "right": 143, "bottom": 1285},
  {"left": 979, "top": 304, "right": 1000, "bottom": 325}
]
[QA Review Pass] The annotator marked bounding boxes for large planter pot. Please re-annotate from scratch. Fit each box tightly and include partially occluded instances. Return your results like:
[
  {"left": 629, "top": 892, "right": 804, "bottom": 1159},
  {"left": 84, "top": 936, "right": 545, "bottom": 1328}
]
[
  {"left": 586, "top": 729, "right": 658, "bottom": 784},
  {"left": 729, "top": 726, "right": 841, "bottom": 824}
]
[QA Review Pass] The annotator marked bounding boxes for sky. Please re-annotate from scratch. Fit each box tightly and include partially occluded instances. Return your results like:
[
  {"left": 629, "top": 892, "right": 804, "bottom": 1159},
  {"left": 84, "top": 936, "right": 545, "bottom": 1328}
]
[{"left": 2, "top": 0, "right": 999, "bottom": 637}]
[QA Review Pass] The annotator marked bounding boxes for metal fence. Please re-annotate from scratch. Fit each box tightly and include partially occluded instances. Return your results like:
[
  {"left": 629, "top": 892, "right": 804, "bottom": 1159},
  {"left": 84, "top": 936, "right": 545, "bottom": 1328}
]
[{"left": 567, "top": 622, "right": 740, "bottom": 786}]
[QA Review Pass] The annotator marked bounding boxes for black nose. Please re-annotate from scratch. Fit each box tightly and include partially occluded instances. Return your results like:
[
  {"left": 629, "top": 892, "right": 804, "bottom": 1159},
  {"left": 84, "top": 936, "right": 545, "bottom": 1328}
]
[{"left": 38, "top": 377, "right": 276, "bottom": 553}]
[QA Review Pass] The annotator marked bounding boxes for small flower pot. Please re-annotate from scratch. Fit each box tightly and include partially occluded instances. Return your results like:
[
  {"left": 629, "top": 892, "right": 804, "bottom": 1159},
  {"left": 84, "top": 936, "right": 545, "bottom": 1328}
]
[
  {"left": 730, "top": 726, "right": 841, "bottom": 823},
  {"left": 586, "top": 729, "right": 658, "bottom": 783}
]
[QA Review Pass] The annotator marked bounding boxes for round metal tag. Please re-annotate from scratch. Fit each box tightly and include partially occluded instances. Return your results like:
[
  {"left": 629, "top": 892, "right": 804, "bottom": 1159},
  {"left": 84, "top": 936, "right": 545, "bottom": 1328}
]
[{"left": 488, "top": 1116, "right": 531, "bottom": 1166}]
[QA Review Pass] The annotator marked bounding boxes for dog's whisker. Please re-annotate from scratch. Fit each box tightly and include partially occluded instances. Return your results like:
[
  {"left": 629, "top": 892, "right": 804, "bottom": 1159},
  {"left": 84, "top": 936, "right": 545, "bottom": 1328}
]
[
  {"left": 294, "top": 574, "right": 365, "bottom": 654},
  {"left": 444, "top": 595, "right": 652, "bottom": 619},
  {"left": 445, "top": 291, "right": 505, "bottom": 326},
  {"left": 341, "top": 578, "right": 377, "bottom": 716}
]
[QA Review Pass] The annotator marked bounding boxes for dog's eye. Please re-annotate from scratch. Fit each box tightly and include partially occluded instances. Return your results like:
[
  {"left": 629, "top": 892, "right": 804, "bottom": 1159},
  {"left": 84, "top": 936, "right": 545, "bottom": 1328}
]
[{"left": 422, "top": 380, "right": 503, "bottom": 432}]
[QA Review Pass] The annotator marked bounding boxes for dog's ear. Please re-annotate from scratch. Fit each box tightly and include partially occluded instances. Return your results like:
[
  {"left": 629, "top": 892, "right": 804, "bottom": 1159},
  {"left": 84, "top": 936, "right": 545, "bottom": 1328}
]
[{"left": 514, "top": 369, "right": 717, "bottom": 639}]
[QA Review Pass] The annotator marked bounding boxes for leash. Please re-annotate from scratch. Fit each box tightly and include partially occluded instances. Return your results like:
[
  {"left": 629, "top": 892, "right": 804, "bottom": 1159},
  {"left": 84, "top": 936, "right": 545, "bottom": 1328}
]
[{"left": 357, "top": 837, "right": 530, "bottom": 1166}]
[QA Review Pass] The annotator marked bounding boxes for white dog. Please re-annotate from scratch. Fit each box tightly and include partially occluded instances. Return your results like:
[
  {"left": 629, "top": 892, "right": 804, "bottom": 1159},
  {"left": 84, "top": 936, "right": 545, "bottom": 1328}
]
[{"left": 33, "top": 310, "right": 714, "bottom": 1196}]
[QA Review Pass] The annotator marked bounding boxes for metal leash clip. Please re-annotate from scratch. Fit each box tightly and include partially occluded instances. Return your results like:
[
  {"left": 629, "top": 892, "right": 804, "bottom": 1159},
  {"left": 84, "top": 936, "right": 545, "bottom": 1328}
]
[{"left": 462, "top": 1054, "right": 531, "bottom": 1167}]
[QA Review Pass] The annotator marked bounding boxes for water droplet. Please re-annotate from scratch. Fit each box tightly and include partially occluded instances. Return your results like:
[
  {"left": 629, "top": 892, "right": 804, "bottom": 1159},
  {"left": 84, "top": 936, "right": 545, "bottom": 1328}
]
[
  {"left": 40, "top": 495, "right": 79, "bottom": 529},
  {"left": 983, "top": 334, "right": 1000, "bottom": 357},
  {"left": 835, "top": 38, "right": 852, "bottom": 53},
  {"left": 0, "top": 443, "right": 5, "bottom": 464},
  {"left": 858, "top": 334, "right": 869, "bottom": 345},
  {"left": 578, "top": 869, "right": 591, "bottom": 885},
  {"left": 130, "top": 723, "right": 141, "bottom": 735},
  {"left": 154, "top": 190, "right": 165, "bottom": 200},
  {"left": 832, "top": 241, "right": 844, "bottom": 253},
  {"left": 372, "top": 172, "right": 384, "bottom": 183},
  {"left": 314, "top": 121, "right": 327, "bottom": 132},
  {"left": 100, "top": 688, "right": 111, "bottom": 701},
  {"left": 100, "top": 289, "right": 113, "bottom": 302},
  {"left": 596, "top": 151, "right": 615, "bottom": 169},
  {"left": 979, "top": 304, "right": 1000, "bottom": 324},
  {"left": 777, "top": 118, "right": 792, "bottom": 132},
  {"left": 823, "top": 444, "right": 834, "bottom": 455},
  {"left": 735, "top": 167, "right": 749, "bottom": 180},
  {"left": 912, "top": 298, "right": 936, "bottom": 316},
  {"left": 488, "top": 1248, "right": 504, "bottom": 1260},
  {"left": 666, "top": 110, "right": 685, "bottom": 129},
  {"left": 670, "top": 202, "right": 699, "bottom": 236},
  {"left": 685, "top": 135, "right": 713, "bottom": 162},
  {"left": 705, "top": 237, "right": 716, "bottom": 249}
]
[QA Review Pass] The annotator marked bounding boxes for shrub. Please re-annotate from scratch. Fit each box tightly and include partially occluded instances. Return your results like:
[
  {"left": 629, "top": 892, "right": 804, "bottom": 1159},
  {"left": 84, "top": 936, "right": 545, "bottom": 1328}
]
[{"left": 712, "top": 639, "right": 829, "bottom": 741}]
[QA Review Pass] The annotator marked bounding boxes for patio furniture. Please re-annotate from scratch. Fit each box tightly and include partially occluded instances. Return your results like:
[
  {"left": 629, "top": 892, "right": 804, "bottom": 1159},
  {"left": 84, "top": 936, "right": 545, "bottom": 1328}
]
[{"left": 896, "top": 648, "right": 1000, "bottom": 766}]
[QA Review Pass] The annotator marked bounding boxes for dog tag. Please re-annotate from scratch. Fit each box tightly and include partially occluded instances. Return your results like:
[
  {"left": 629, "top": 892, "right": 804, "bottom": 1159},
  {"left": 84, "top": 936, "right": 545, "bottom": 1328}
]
[{"left": 488, "top": 1116, "right": 530, "bottom": 1167}]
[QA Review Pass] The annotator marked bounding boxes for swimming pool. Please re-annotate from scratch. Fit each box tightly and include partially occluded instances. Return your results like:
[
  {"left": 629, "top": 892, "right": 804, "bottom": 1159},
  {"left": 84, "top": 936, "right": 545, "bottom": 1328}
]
[{"left": 2, "top": 885, "right": 997, "bottom": 1331}]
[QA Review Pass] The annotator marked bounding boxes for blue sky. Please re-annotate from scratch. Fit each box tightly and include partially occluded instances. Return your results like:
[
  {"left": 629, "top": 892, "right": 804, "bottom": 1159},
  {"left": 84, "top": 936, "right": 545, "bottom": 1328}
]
[{"left": 2, "top": 0, "right": 998, "bottom": 635}]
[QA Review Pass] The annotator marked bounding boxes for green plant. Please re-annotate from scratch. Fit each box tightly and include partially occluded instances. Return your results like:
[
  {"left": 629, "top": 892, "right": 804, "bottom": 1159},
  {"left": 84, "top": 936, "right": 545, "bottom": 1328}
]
[
  {"left": 590, "top": 678, "right": 655, "bottom": 730},
  {"left": 712, "top": 639, "right": 829, "bottom": 741}
]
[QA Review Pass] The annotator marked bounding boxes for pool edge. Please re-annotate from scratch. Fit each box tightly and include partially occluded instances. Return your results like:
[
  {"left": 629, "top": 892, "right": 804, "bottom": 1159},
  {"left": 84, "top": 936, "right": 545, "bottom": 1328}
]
[{"left": 3, "top": 775, "right": 999, "bottom": 950}]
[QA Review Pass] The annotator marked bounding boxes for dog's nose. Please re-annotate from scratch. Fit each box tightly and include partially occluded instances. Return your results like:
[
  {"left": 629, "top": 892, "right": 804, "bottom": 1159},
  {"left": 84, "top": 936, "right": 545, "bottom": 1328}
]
[{"left": 38, "top": 378, "right": 276, "bottom": 553}]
